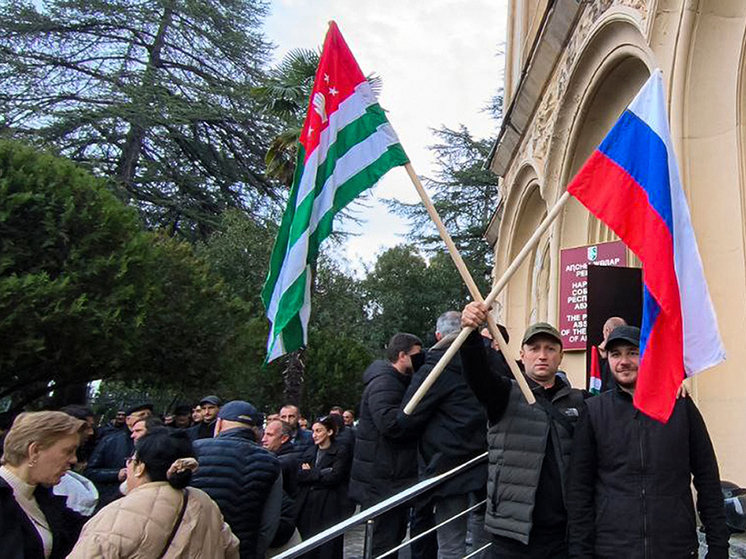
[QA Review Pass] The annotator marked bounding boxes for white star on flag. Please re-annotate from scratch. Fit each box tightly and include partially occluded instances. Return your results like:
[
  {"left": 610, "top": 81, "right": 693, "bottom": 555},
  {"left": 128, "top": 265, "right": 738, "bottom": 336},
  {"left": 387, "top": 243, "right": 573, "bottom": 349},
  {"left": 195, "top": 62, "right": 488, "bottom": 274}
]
[
  {"left": 329, "top": 87, "right": 339, "bottom": 96},
  {"left": 323, "top": 73, "right": 330, "bottom": 83}
]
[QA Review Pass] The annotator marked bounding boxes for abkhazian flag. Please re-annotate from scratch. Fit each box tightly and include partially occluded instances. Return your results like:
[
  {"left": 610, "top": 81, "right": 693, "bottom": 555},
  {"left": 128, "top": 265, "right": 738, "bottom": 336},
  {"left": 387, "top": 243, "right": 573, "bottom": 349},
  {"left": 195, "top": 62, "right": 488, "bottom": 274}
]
[
  {"left": 568, "top": 69, "right": 726, "bottom": 422},
  {"left": 262, "top": 21, "right": 409, "bottom": 362},
  {"left": 589, "top": 346, "right": 602, "bottom": 396}
]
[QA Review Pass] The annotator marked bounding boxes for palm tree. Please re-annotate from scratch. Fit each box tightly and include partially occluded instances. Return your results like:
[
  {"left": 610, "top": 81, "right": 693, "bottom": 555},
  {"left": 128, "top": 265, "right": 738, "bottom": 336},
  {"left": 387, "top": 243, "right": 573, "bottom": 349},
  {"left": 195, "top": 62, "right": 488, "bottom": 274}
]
[{"left": 252, "top": 48, "right": 320, "bottom": 186}]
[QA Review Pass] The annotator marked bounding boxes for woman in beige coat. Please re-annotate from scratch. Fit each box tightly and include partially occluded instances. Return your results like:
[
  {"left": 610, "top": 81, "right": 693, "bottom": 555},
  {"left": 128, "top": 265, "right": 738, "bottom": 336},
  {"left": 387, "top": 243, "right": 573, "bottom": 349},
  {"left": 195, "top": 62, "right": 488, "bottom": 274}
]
[{"left": 68, "top": 431, "right": 238, "bottom": 558}]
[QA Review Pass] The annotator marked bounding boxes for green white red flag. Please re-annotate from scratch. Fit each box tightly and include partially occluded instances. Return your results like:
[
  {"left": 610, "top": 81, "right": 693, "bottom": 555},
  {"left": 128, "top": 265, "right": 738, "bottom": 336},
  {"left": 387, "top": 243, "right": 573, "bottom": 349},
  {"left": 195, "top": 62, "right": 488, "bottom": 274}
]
[{"left": 261, "top": 21, "right": 409, "bottom": 362}]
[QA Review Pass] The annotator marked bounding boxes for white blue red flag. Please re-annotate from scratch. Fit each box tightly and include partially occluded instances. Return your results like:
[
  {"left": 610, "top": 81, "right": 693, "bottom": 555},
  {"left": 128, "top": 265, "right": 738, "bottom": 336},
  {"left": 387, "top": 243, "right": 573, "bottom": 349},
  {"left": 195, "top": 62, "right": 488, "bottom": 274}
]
[{"left": 568, "top": 69, "right": 725, "bottom": 422}]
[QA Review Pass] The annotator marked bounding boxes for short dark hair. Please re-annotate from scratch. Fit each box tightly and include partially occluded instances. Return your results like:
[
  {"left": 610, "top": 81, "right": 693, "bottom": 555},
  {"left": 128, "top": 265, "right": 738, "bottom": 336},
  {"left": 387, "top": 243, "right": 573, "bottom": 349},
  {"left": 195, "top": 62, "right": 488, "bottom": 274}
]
[
  {"left": 313, "top": 416, "right": 338, "bottom": 442},
  {"left": 329, "top": 406, "right": 344, "bottom": 414},
  {"left": 135, "top": 431, "right": 194, "bottom": 489},
  {"left": 133, "top": 417, "right": 165, "bottom": 435},
  {"left": 385, "top": 333, "right": 422, "bottom": 363}
]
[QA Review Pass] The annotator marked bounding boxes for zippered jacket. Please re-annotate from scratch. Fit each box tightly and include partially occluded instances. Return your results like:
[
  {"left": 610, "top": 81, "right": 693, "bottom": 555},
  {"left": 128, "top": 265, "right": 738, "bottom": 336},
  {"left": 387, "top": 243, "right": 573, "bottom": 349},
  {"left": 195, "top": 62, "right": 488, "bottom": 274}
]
[{"left": 566, "top": 387, "right": 729, "bottom": 559}]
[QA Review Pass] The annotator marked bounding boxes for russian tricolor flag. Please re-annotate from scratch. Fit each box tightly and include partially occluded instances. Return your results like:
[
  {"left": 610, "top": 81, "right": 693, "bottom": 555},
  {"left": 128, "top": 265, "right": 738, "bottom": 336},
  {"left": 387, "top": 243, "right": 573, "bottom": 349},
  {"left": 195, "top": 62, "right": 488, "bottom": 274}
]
[{"left": 568, "top": 69, "right": 725, "bottom": 422}]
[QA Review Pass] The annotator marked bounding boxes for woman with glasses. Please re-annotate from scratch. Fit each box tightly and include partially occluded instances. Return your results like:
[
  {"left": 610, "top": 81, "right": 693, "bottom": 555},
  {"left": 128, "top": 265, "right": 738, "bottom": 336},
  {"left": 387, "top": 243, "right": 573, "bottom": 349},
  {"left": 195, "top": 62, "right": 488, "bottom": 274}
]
[
  {"left": 0, "top": 411, "right": 88, "bottom": 559},
  {"left": 295, "top": 416, "right": 352, "bottom": 559},
  {"left": 68, "top": 430, "right": 238, "bottom": 558}
]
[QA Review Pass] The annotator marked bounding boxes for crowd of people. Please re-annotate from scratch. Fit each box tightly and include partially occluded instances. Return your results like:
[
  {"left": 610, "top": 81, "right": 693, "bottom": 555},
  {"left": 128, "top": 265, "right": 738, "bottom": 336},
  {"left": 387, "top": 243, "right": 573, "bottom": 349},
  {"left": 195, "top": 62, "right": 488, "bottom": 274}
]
[
  {"left": 0, "top": 302, "right": 733, "bottom": 558},
  {"left": 0, "top": 393, "right": 361, "bottom": 559}
]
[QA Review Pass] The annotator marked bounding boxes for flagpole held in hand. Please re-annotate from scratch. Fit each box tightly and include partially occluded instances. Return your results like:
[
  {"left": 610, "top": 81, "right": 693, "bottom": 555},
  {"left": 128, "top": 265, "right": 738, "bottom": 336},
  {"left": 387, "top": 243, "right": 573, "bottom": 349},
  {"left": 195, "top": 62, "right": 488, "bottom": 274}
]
[
  {"left": 403, "top": 191, "right": 571, "bottom": 415},
  {"left": 403, "top": 162, "right": 535, "bottom": 405}
]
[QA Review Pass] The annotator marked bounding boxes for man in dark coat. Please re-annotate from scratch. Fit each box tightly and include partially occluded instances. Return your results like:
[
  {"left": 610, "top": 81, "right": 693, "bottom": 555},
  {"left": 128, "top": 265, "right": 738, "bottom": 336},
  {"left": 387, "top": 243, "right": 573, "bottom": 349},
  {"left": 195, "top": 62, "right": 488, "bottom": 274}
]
[
  {"left": 84, "top": 402, "right": 152, "bottom": 507},
  {"left": 349, "top": 332, "right": 424, "bottom": 558},
  {"left": 96, "top": 409, "right": 125, "bottom": 440},
  {"left": 402, "top": 311, "right": 489, "bottom": 558},
  {"left": 192, "top": 400, "right": 282, "bottom": 559},
  {"left": 261, "top": 418, "right": 300, "bottom": 552},
  {"left": 279, "top": 404, "right": 314, "bottom": 457},
  {"left": 187, "top": 395, "right": 221, "bottom": 441},
  {"left": 262, "top": 419, "right": 298, "bottom": 498},
  {"left": 566, "top": 325, "right": 729, "bottom": 558},
  {"left": 596, "top": 316, "right": 627, "bottom": 392},
  {"left": 460, "top": 302, "right": 588, "bottom": 559}
]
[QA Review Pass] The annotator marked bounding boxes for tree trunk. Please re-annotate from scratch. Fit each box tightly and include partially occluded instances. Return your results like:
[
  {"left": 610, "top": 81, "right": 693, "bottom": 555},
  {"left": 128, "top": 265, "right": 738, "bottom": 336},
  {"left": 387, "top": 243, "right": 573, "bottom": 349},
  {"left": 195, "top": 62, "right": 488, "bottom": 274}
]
[
  {"left": 115, "top": 3, "right": 174, "bottom": 188},
  {"left": 282, "top": 349, "right": 304, "bottom": 406}
]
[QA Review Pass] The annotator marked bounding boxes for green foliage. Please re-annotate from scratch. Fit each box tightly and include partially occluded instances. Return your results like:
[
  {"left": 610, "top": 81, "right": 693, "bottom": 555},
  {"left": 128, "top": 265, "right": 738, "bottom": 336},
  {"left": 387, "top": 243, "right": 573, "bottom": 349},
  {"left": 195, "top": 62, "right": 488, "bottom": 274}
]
[
  {"left": 0, "top": 140, "right": 267, "bottom": 411},
  {"left": 252, "top": 48, "right": 320, "bottom": 186},
  {"left": 311, "top": 255, "right": 368, "bottom": 335},
  {"left": 302, "top": 328, "right": 371, "bottom": 419},
  {"left": 385, "top": 125, "right": 497, "bottom": 290},
  {"left": 362, "top": 244, "right": 475, "bottom": 349},
  {"left": 253, "top": 47, "right": 382, "bottom": 189},
  {"left": 0, "top": 140, "right": 151, "bottom": 405},
  {"left": 125, "top": 234, "right": 254, "bottom": 393},
  {"left": 196, "top": 209, "right": 277, "bottom": 315},
  {"left": 0, "top": 0, "right": 280, "bottom": 236}
]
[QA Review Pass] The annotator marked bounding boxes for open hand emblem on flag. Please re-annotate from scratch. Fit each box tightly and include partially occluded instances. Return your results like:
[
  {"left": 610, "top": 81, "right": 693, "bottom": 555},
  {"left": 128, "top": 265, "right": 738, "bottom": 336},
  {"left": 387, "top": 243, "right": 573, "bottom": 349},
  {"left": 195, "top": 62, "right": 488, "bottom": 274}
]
[{"left": 312, "top": 92, "right": 328, "bottom": 123}]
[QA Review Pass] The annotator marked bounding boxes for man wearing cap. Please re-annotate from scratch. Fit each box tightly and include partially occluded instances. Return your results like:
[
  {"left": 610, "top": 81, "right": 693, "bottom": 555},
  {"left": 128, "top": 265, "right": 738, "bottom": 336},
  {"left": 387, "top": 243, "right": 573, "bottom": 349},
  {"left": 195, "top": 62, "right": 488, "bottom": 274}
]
[
  {"left": 167, "top": 404, "right": 192, "bottom": 429},
  {"left": 191, "top": 400, "right": 282, "bottom": 559},
  {"left": 188, "top": 395, "right": 221, "bottom": 441},
  {"left": 460, "top": 302, "right": 588, "bottom": 558},
  {"left": 85, "top": 402, "right": 153, "bottom": 507},
  {"left": 566, "top": 325, "right": 729, "bottom": 558}
]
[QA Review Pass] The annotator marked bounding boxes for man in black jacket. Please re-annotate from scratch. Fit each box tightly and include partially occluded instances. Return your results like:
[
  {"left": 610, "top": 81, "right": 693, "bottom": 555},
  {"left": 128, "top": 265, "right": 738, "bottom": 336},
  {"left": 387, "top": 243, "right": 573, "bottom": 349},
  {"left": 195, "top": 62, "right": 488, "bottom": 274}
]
[
  {"left": 262, "top": 419, "right": 298, "bottom": 498},
  {"left": 402, "top": 311, "right": 489, "bottom": 558},
  {"left": 566, "top": 325, "right": 729, "bottom": 558},
  {"left": 85, "top": 402, "right": 152, "bottom": 507},
  {"left": 460, "top": 302, "right": 588, "bottom": 559},
  {"left": 192, "top": 400, "right": 282, "bottom": 559},
  {"left": 349, "top": 332, "right": 424, "bottom": 558},
  {"left": 187, "top": 395, "right": 221, "bottom": 441}
]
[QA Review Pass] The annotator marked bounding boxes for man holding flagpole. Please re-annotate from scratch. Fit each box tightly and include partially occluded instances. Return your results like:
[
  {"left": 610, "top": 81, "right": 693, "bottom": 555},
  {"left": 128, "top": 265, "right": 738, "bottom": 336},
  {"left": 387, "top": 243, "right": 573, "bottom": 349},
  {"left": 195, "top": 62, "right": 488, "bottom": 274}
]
[{"left": 460, "top": 303, "right": 588, "bottom": 559}]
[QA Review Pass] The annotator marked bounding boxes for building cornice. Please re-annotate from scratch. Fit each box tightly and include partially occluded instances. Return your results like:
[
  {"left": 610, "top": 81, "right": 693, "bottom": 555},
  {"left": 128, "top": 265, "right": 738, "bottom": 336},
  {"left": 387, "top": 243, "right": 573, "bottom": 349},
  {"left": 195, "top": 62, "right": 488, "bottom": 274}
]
[{"left": 488, "top": 0, "right": 585, "bottom": 178}]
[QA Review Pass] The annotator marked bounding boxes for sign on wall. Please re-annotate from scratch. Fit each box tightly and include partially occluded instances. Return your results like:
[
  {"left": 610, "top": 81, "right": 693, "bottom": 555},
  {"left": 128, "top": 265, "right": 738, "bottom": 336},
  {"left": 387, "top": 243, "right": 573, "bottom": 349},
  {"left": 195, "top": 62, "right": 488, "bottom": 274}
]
[{"left": 558, "top": 241, "right": 627, "bottom": 351}]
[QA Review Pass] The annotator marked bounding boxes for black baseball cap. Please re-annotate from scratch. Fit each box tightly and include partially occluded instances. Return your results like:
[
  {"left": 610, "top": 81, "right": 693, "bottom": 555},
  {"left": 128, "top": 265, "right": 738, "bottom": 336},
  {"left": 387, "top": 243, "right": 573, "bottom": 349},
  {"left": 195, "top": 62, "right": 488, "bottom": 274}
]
[
  {"left": 521, "top": 322, "right": 563, "bottom": 347},
  {"left": 199, "top": 395, "right": 222, "bottom": 407},
  {"left": 218, "top": 400, "right": 263, "bottom": 426},
  {"left": 606, "top": 325, "right": 641, "bottom": 350}
]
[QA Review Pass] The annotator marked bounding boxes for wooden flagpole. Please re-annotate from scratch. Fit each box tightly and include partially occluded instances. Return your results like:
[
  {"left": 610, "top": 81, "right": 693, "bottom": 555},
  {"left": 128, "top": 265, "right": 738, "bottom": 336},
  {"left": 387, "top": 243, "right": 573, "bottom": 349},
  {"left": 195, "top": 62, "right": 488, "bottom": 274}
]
[
  {"left": 403, "top": 163, "right": 534, "bottom": 405},
  {"left": 403, "top": 188, "right": 572, "bottom": 415}
]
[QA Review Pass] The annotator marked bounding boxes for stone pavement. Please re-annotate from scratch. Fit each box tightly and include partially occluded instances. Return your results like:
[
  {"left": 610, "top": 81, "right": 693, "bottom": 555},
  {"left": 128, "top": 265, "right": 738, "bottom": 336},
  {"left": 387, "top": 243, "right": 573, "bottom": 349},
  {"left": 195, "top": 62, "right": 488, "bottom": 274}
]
[
  {"left": 343, "top": 527, "right": 746, "bottom": 558},
  {"left": 700, "top": 531, "right": 746, "bottom": 558}
]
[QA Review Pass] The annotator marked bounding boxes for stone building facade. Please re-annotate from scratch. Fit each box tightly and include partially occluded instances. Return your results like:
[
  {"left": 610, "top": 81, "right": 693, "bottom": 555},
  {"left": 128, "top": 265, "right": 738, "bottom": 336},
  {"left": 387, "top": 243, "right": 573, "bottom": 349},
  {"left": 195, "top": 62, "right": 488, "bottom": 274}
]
[{"left": 489, "top": 0, "right": 746, "bottom": 482}]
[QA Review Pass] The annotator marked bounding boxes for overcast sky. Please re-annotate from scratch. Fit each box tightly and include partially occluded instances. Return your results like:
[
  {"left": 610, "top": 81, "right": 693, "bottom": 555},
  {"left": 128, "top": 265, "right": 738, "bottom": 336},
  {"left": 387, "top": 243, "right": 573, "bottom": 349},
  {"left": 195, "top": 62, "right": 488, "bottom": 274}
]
[{"left": 263, "top": 1, "right": 508, "bottom": 273}]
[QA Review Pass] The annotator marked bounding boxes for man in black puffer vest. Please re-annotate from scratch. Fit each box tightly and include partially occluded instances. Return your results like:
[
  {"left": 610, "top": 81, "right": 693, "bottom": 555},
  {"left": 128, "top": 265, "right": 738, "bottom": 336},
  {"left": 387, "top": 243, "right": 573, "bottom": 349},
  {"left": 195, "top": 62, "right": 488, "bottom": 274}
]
[
  {"left": 461, "top": 302, "right": 589, "bottom": 559},
  {"left": 191, "top": 400, "right": 282, "bottom": 559},
  {"left": 349, "top": 332, "right": 424, "bottom": 559}
]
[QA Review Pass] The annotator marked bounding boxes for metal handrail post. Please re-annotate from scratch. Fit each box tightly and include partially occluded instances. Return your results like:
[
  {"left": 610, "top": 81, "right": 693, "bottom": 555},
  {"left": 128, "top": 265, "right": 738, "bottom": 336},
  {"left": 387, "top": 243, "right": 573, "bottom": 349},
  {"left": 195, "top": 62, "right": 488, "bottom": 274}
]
[{"left": 363, "top": 518, "right": 375, "bottom": 559}]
